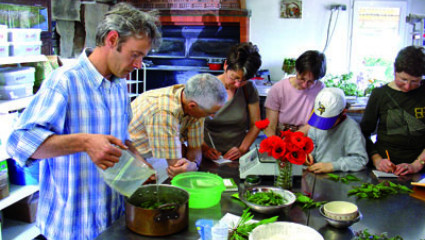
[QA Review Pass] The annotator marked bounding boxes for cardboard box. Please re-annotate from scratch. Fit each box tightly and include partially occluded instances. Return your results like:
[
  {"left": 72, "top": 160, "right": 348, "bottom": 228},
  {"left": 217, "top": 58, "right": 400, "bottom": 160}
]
[{"left": 3, "top": 192, "right": 39, "bottom": 223}]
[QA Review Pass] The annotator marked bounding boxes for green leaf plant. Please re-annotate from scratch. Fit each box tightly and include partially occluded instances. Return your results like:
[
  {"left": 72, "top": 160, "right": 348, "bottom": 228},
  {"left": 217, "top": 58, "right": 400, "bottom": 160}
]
[
  {"left": 348, "top": 181, "right": 413, "bottom": 199},
  {"left": 229, "top": 208, "right": 278, "bottom": 240},
  {"left": 294, "top": 192, "right": 326, "bottom": 209},
  {"left": 354, "top": 229, "right": 404, "bottom": 240},
  {"left": 327, "top": 173, "right": 361, "bottom": 184}
]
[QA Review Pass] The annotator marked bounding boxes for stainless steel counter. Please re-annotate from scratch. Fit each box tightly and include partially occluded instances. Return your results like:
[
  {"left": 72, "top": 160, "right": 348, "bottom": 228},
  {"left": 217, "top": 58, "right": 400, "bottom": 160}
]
[{"left": 96, "top": 160, "right": 425, "bottom": 240}]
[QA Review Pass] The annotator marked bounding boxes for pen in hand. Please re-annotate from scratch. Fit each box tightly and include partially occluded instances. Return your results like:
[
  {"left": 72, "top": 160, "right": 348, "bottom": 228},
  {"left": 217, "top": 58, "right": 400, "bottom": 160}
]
[
  {"left": 385, "top": 150, "right": 396, "bottom": 173},
  {"left": 207, "top": 131, "right": 223, "bottom": 160}
]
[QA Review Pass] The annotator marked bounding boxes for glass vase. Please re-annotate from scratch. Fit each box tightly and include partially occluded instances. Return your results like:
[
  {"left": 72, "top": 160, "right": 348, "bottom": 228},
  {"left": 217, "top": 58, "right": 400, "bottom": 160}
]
[{"left": 274, "top": 160, "right": 293, "bottom": 190}]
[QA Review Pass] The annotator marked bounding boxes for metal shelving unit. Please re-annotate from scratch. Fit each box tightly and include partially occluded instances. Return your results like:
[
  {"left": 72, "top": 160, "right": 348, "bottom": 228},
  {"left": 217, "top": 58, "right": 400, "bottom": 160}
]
[
  {"left": 0, "top": 55, "right": 44, "bottom": 240},
  {"left": 0, "top": 55, "right": 48, "bottom": 65},
  {"left": 0, "top": 185, "right": 40, "bottom": 240}
]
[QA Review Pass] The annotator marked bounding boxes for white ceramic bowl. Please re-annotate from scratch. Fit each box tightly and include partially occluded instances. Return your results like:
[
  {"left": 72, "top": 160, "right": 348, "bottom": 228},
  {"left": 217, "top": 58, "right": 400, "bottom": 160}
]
[
  {"left": 249, "top": 222, "right": 324, "bottom": 240},
  {"left": 323, "top": 201, "right": 358, "bottom": 221},
  {"left": 319, "top": 205, "right": 362, "bottom": 228}
]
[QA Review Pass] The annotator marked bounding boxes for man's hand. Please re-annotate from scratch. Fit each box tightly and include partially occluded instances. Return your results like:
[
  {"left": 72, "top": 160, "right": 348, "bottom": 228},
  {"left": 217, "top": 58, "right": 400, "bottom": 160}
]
[
  {"left": 85, "top": 134, "right": 127, "bottom": 170},
  {"left": 167, "top": 158, "right": 197, "bottom": 178},
  {"left": 307, "top": 162, "right": 333, "bottom": 173}
]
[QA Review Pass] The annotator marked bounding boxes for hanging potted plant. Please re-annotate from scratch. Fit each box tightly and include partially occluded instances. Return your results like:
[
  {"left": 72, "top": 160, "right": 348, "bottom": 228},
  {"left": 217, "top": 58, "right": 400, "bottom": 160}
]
[{"left": 282, "top": 58, "right": 296, "bottom": 75}]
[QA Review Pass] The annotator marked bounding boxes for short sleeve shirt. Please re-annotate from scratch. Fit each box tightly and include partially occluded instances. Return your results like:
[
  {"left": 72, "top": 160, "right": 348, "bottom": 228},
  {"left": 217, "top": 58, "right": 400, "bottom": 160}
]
[
  {"left": 265, "top": 77, "right": 324, "bottom": 126},
  {"left": 129, "top": 84, "right": 204, "bottom": 159}
]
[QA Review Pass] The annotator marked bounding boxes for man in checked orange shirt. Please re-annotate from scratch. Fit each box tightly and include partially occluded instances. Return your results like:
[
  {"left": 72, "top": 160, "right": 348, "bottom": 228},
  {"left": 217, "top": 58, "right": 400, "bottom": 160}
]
[{"left": 129, "top": 73, "right": 227, "bottom": 180}]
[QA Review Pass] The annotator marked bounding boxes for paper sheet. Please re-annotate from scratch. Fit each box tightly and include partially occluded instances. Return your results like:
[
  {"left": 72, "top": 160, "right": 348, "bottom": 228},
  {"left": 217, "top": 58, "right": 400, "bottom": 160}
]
[
  {"left": 411, "top": 178, "right": 425, "bottom": 187},
  {"left": 213, "top": 158, "right": 232, "bottom": 165},
  {"left": 372, "top": 170, "right": 398, "bottom": 178}
]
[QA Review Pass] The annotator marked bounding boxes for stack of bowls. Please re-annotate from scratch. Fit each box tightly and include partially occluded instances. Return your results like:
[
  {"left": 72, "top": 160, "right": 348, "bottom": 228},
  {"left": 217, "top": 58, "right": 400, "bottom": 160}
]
[{"left": 320, "top": 201, "right": 362, "bottom": 228}]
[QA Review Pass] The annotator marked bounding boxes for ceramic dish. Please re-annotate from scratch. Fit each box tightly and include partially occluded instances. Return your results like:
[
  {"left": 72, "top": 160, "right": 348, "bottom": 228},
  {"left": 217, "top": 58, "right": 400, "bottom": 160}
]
[
  {"left": 249, "top": 221, "right": 324, "bottom": 240},
  {"left": 319, "top": 205, "right": 362, "bottom": 228},
  {"left": 240, "top": 186, "right": 296, "bottom": 214},
  {"left": 323, "top": 201, "right": 358, "bottom": 221}
]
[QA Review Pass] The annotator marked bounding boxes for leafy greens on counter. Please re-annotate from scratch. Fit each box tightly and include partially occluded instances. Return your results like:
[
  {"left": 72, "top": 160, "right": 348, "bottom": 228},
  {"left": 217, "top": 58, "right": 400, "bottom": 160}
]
[{"left": 348, "top": 181, "right": 412, "bottom": 199}]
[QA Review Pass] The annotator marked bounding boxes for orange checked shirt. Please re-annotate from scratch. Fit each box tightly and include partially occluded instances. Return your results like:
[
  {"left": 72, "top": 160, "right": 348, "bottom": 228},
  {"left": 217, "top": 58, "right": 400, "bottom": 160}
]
[{"left": 129, "top": 84, "right": 204, "bottom": 159}]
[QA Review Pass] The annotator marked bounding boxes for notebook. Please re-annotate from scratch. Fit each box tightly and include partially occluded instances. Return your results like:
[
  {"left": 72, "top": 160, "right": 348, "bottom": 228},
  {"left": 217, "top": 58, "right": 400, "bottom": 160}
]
[{"left": 372, "top": 170, "right": 398, "bottom": 178}]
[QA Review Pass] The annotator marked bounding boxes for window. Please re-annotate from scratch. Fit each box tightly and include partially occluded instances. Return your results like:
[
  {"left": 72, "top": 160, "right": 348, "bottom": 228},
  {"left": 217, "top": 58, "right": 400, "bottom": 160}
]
[{"left": 349, "top": 0, "right": 407, "bottom": 92}]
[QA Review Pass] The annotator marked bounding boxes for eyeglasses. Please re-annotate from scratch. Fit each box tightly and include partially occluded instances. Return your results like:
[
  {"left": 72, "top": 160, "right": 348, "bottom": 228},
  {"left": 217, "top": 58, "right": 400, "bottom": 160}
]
[
  {"left": 395, "top": 72, "right": 422, "bottom": 86},
  {"left": 296, "top": 74, "right": 317, "bottom": 86},
  {"left": 397, "top": 78, "right": 422, "bottom": 86},
  {"left": 226, "top": 70, "right": 245, "bottom": 83}
]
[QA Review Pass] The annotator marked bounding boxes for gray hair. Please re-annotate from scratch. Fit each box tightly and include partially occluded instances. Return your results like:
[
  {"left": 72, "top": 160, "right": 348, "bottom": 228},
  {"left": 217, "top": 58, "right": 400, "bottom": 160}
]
[
  {"left": 96, "top": 3, "right": 162, "bottom": 51},
  {"left": 184, "top": 74, "right": 227, "bottom": 110}
]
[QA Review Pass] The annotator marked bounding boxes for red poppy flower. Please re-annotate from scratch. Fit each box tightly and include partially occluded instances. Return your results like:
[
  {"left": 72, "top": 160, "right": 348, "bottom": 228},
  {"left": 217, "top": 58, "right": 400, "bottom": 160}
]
[
  {"left": 303, "top": 137, "right": 314, "bottom": 154},
  {"left": 258, "top": 129, "right": 314, "bottom": 166},
  {"left": 280, "top": 130, "right": 292, "bottom": 139},
  {"left": 255, "top": 118, "right": 270, "bottom": 130},
  {"left": 285, "top": 141, "right": 301, "bottom": 152},
  {"left": 289, "top": 131, "right": 307, "bottom": 149},
  {"left": 271, "top": 139, "right": 287, "bottom": 160},
  {"left": 286, "top": 149, "right": 306, "bottom": 165},
  {"left": 259, "top": 135, "right": 281, "bottom": 156}
]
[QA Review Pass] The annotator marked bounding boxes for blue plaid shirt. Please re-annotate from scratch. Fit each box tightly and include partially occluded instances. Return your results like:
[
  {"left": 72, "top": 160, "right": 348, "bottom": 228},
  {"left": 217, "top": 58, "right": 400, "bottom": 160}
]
[{"left": 7, "top": 49, "right": 132, "bottom": 240}]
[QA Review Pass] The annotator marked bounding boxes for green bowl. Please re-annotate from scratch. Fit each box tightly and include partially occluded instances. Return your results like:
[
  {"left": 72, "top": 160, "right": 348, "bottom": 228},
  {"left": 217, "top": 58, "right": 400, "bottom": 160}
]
[{"left": 171, "top": 172, "right": 225, "bottom": 209}]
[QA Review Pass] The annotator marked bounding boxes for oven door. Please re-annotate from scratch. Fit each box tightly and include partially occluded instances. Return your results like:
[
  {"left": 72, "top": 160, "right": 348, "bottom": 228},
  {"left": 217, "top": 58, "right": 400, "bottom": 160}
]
[
  {"left": 188, "top": 38, "right": 238, "bottom": 59},
  {"left": 148, "top": 37, "right": 186, "bottom": 58}
]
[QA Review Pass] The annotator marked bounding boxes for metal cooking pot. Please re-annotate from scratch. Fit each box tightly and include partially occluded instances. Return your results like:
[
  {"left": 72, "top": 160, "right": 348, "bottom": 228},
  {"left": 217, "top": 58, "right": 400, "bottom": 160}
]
[{"left": 125, "top": 184, "right": 189, "bottom": 236}]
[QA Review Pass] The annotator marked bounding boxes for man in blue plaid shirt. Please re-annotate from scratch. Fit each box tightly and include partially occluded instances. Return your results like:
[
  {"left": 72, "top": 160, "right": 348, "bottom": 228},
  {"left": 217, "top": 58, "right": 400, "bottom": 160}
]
[{"left": 6, "top": 3, "right": 161, "bottom": 239}]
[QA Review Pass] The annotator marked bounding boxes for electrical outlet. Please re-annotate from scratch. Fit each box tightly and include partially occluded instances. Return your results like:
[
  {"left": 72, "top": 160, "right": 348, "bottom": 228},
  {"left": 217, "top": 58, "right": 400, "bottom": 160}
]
[{"left": 330, "top": 4, "right": 347, "bottom": 11}]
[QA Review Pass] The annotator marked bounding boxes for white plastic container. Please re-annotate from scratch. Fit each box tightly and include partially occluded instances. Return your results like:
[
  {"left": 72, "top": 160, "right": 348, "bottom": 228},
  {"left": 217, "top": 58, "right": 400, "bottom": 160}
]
[
  {"left": 9, "top": 41, "right": 42, "bottom": 57},
  {"left": 0, "top": 42, "right": 9, "bottom": 57},
  {"left": 0, "top": 67, "right": 35, "bottom": 85},
  {"left": 8, "top": 28, "right": 41, "bottom": 42},
  {"left": 0, "top": 82, "right": 34, "bottom": 100}
]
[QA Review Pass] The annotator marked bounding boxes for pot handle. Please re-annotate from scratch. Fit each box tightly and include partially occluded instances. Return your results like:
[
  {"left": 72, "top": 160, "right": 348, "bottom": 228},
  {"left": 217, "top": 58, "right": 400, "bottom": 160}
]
[{"left": 154, "top": 203, "right": 181, "bottom": 222}]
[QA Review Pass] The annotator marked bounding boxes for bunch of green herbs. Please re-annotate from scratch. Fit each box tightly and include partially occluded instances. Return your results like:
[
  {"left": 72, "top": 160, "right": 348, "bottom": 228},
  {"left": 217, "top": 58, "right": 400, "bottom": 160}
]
[
  {"left": 229, "top": 208, "right": 278, "bottom": 240},
  {"left": 294, "top": 192, "right": 326, "bottom": 209},
  {"left": 348, "top": 181, "right": 412, "bottom": 199},
  {"left": 140, "top": 199, "right": 177, "bottom": 210},
  {"left": 243, "top": 190, "right": 286, "bottom": 206},
  {"left": 327, "top": 173, "right": 361, "bottom": 184},
  {"left": 353, "top": 229, "right": 404, "bottom": 240}
]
